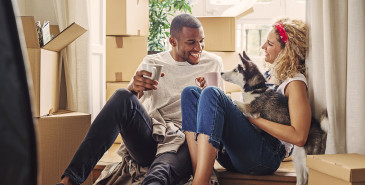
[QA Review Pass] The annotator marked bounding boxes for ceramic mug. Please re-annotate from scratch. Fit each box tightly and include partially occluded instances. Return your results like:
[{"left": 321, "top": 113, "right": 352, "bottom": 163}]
[
  {"left": 142, "top": 63, "right": 163, "bottom": 81},
  {"left": 195, "top": 71, "right": 219, "bottom": 87}
]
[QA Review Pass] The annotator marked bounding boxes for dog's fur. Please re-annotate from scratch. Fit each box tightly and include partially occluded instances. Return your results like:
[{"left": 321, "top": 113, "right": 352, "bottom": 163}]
[{"left": 221, "top": 51, "right": 328, "bottom": 185}]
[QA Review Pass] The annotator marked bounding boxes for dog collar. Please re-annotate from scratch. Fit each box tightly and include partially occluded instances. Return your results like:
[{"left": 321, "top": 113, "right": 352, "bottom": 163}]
[{"left": 244, "top": 82, "right": 267, "bottom": 92}]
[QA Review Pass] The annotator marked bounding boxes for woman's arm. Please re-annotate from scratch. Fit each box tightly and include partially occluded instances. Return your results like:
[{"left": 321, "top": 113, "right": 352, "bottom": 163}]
[{"left": 248, "top": 80, "right": 311, "bottom": 147}]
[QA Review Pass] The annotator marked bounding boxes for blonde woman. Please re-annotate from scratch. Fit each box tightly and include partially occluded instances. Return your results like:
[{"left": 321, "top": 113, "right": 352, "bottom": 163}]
[{"left": 181, "top": 18, "right": 309, "bottom": 185}]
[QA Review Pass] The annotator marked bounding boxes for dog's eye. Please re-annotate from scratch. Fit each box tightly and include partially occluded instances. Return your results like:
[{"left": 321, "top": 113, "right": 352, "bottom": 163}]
[{"left": 233, "top": 69, "right": 238, "bottom": 72}]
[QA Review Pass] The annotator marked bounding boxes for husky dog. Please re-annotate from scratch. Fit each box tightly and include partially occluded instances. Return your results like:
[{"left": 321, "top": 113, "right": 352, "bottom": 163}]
[{"left": 221, "top": 51, "right": 328, "bottom": 185}]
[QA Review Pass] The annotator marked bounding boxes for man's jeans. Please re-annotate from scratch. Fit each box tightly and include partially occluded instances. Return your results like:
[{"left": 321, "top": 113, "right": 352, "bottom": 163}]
[
  {"left": 62, "top": 89, "right": 192, "bottom": 185},
  {"left": 181, "top": 86, "right": 285, "bottom": 174}
]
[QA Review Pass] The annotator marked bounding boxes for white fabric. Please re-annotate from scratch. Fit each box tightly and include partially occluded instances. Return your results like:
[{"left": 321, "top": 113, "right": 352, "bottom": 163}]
[
  {"left": 53, "top": 0, "right": 90, "bottom": 113},
  {"left": 276, "top": 73, "right": 307, "bottom": 157},
  {"left": 276, "top": 73, "right": 307, "bottom": 96},
  {"left": 128, "top": 50, "right": 224, "bottom": 155},
  {"left": 307, "top": 0, "right": 365, "bottom": 154}
]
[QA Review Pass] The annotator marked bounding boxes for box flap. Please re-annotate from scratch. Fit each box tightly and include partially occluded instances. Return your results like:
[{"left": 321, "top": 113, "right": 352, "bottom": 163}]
[
  {"left": 307, "top": 154, "right": 365, "bottom": 182},
  {"left": 221, "top": 0, "right": 255, "bottom": 18},
  {"left": 42, "top": 23, "right": 87, "bottom": 52},
  {"left": 50, "top": 25, "right": 60, "bottom": 36},
  {"left": 20, "top": 16, "right": 40, "bottom": 48}
]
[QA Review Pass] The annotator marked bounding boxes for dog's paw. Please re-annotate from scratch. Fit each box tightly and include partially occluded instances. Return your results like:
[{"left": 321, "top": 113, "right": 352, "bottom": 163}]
[
  {"left": 251, "top": 113, "right": 260, "bottom": 119},
  {"left": 233, "top": 100, "right": 244, "bottom": 106},
  {"left": 244, "top": 112, "right": 260, "bottom": 119},
  {"left": 233, "top": 100, "right": 246, "bottom": 112}
]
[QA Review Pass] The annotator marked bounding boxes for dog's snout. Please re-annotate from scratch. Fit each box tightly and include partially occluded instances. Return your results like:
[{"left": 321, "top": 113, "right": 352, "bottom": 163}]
[{"left": 220, "top": 72, "right": 224, "bottom": 75}]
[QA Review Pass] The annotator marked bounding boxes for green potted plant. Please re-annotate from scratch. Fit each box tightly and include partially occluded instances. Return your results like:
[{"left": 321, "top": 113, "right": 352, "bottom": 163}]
[{"left": 148, "top": 0, "right": 192, "bottom": 53}]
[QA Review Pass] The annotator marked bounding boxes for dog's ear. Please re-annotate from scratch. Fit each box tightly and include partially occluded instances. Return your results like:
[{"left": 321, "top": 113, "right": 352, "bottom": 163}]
[
  {"left": 241, "top": 51, "right": 252, "bottom": 62},
  {"left": 239, "top": 52, "right": 250, "bottom": 69}
]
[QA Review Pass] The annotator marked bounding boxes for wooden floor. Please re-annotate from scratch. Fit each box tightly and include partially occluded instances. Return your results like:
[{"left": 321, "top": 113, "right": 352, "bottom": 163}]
[
  {"left": 93, "top": 144, "right": 297, "bottom": 185},
  {"left": 214, "top": 160, "right": 296, "bottom": 185}
]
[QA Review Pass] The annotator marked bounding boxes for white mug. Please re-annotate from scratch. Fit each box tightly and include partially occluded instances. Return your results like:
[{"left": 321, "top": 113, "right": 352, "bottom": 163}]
[
  {"left": 195, "top": 72, "right": 219, "bottom": 87},
  {"left": 142, "top": 63, "right": 163, "bottom": 81}
]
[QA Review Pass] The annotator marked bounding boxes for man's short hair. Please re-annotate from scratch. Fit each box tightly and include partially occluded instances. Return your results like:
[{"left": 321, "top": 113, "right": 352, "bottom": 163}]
[{"left": 170, "top": 14, "right": 202, "bottom": 39}]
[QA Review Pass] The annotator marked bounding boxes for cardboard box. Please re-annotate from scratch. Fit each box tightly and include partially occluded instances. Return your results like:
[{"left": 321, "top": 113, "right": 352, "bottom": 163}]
[
  {"left": 197, "top": 4, "right": 253, "bottom": 52},
  {"left": 36, "top": 111, "right": 92, "bottom": 185},
  {"left": 212, "top": 51, "right": 242, "bottom": 92},
  {"left": 106, "top": 36, "right": 147, "bottom": 82},
  {"left": 307, "top": 154, "right": 365, "bottom": 185},
  {"left": 106, "top": 81, "right": 130, "bottom": 101},
  {"left": 106, "top": 0, "right": 149, "bottom": 36},
  {"left": 21, "top": 16, "right": 86, "bottom": 117},
  {"left": 198, "top": 17, "right": 236, "bottom": 52}
]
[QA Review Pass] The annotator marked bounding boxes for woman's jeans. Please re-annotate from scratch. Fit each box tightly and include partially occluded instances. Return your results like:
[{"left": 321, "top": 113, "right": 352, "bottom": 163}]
[
  {"left": 62, "top": 89, "right": 192, "bottom": 185},
  {"left": 181, "top": 86, "right": 285, "bottom": 174}
]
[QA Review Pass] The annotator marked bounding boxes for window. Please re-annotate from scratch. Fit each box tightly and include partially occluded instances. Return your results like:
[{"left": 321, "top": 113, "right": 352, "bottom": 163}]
[
  {"left": 237, "top": 0, "right": 306, "bottom": 57},
  {"left": 209, "top": 0, "right": 241, "bottom": 5},
  {"left": 237, "top": 24, "right": 270, "bottom": 56}
]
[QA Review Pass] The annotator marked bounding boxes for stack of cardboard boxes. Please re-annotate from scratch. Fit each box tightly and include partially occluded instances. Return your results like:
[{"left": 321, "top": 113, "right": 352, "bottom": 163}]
[
  {"left": 105, "top": 0, "right": 149, "bottom": 101},
  {"left": 105, "top": 0, "right": 149, "bottom": 144},
  {"left": 196, "top": 7, "right": 253, "bottom": 98},
  {"left": 20, "top": 16, "right": 92, "bottom": 185}
]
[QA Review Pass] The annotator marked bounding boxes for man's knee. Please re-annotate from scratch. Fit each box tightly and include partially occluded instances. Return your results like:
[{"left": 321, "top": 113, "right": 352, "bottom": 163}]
[
  {"left": 107, "top": 88, "right": 139, "bottom": 105},
  {"left": 113, "top": 88, "right": 134, "bottom": 99}
]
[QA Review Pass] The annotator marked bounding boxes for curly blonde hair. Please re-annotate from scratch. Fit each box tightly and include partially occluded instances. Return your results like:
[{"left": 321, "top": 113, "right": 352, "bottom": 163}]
[{"left": 271, "top": 18, "right": 308, "bottom": 82}]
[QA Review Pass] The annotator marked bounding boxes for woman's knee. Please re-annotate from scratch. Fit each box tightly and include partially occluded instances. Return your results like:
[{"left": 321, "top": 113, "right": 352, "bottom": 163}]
[
  {"left": 181, "top": 86, "right": 201, "bottom": 101},
  {"left": 201, "top": 86, "right": 222, "bottom": 98}
]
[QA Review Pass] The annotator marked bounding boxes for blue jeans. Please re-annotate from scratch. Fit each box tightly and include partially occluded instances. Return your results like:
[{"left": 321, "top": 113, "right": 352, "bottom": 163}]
[
  {"left": 181, "top": 86, "right": 285, "bottom": 174},
  {"left": 62, "top": 89, "right": 192, "bottom": 185}
]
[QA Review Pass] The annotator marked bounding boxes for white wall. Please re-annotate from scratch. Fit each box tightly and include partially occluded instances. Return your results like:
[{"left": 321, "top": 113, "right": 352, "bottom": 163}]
[
  {"left": 15, "top": 0, "right": 26, "bottom": 15},
  {"left": 16, "top": 0, "right": 58, "bottom": 25},
  {"left": 191, "top": 0, "right": 306, "bottom": 23}
]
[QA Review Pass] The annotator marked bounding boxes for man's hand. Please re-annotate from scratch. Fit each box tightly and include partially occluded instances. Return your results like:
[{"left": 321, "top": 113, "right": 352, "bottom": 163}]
[
  {"left": 128, "top": 70, "right": 165, "bottom": 97},
  {"left": 195, "top": 76, "right": 207, "bottom": 89}
]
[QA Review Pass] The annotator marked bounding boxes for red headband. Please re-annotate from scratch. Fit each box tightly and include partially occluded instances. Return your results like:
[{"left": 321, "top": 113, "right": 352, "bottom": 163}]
[{"left": 275, "top": 22, "right": 288, "bottom": 44}]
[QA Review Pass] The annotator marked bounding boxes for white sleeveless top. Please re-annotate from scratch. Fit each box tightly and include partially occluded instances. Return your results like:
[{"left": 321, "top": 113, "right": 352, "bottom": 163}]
[{"left": 276, "top": 73, "right": 307, "bottom": 157}]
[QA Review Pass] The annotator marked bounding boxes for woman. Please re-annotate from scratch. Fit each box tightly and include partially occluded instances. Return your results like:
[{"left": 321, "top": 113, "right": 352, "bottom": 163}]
[{"left": 181, "top": 18, "right": 310, "bottom": 185}]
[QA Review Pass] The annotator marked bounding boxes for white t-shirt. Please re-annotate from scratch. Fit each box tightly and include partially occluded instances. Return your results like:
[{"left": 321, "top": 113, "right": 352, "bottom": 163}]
[
  {"left": 276, "top": 73, "right": 307, "bottom": 157},
  {"left": 128, "top": 50, "right": 224, "bottom": 155}
]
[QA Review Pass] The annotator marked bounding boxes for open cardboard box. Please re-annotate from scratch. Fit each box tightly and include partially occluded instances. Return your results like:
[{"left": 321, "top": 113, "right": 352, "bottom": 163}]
[{"left": 20, "top": 16, "right": 86, "bottom": 117}]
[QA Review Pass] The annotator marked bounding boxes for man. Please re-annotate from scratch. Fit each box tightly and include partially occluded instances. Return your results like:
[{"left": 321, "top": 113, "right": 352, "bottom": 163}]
[{"left": 59, "top": 14, "right": 224, "bottom": 185}]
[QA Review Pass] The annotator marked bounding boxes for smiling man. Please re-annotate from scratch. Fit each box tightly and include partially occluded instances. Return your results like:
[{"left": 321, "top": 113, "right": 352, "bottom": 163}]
[{"left": 58, "top": 14, "right": 224, "bottom": 185}]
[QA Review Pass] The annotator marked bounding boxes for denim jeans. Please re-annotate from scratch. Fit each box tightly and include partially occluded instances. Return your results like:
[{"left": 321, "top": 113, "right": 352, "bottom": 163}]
[
  {"left": 181, "top": 86, "right": 285, "bottom": 174},
  {"left": 62, "top": 89, "right": 192, "bottom": 185}
]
